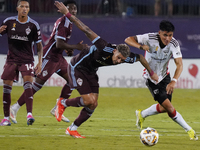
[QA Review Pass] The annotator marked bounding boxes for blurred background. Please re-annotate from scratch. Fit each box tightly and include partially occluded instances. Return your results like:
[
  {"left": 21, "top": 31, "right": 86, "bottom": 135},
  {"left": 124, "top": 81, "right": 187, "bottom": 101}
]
[
  {"left": 1, "top": 0, "right": 200, "bottom": 17},
  {"left": 0, "top": 0, "right": 200, "bottom": 88}
]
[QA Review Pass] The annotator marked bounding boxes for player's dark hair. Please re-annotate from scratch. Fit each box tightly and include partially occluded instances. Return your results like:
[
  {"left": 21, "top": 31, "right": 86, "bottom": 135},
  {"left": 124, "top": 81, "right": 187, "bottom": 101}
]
[
  {"left": 117, "top": 44, "right": 130, "bottom": 58},
  {"left": 159, "top": 20, "right": 175, "bottom": 32},
  {"left": 63, "top": 0, "right": 77, "bottom": 6},
  {"left": 17, "top": 0, "right": 29, "bottom": 7}
]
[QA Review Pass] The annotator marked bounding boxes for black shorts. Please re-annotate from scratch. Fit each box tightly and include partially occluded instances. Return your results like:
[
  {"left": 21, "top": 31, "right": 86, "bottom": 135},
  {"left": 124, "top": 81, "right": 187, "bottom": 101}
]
[{"left": 146, "top": 74, "right": 172, "bottom": 104}]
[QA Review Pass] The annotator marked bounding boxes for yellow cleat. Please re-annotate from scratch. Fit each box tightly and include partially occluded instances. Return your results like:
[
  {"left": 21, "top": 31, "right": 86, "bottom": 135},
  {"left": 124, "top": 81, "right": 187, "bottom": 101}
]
[
  {"left": 187, "top": 129, "right": 198, "bottom": 140},
  {"left": 135, "top": 109, "right": 145, "bottom": 130}
]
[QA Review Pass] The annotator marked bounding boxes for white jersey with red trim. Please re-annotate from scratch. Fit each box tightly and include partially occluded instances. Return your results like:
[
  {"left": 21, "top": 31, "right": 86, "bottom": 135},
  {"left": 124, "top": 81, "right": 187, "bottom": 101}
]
[{"left": 136, "top": 32, "right": 182, "bottom": 84}]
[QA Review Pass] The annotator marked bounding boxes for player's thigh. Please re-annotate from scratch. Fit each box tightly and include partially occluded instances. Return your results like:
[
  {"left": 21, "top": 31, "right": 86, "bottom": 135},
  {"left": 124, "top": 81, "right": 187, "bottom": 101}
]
[
  {"left": 1, "top": 63, "right": 18, "bottom": 81},
  {"left": 19, "top": 63, "right": 34, "bottom": 78},
  {"left": 160, "top": 98, "right": 175, "bottom": 113},
  {"left": 146, "top": 79, "right": 168, "bottom": 104},
  {"left": 37, "top": 59, "right": 59, "bottom": 81},
  {"left": 56, "top": 58, "right": 68, "bottom": 81}
]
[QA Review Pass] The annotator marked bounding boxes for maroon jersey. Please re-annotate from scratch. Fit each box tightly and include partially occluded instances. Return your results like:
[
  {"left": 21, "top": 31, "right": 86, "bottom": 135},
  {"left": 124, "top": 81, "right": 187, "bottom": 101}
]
[
  {"left": 0, "top": 16, "right": 41, "bottom": 64},
  {"left": 43, "top": 16, "right": 72, "bottom": 62}
]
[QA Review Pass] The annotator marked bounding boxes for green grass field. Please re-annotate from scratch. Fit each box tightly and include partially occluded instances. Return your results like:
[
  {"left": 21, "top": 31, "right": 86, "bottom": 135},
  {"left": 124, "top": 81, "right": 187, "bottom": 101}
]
[{"left": 0, "top": 86, "right": 199, "bottom": 150}]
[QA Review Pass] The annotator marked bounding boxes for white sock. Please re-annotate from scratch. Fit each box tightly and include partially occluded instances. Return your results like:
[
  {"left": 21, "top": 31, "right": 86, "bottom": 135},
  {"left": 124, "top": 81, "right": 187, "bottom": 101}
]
[
  {"left": 11, "top": 102, "right": 21, "bottom": 112},
  {"left": 141, "top": 104, "right": 160, "bottom": 118},
  {"left": 61, "top": 99, "right": 67, "bottom": 107},
  {"left": 171, "top": 111, "right": 192, "bottom": 132},
  {"left": 69, "top": 122, "right": 78, "bottom": 131},
  {"left": 4, "top": 117, "right": 9, "bottom": 120},
  {"left": 27, "top": 112, "right": 32, "bottom": 117}
]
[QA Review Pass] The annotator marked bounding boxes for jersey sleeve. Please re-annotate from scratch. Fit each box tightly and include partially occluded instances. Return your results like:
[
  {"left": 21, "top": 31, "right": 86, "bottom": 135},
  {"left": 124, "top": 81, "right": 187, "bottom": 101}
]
[
  {"left": 172, "top": 44, "right": 182, "bottom": 59},
  {"left": 56, "top": 17, "right": 70, "bottom": 41},
  {"left": 136, "top": 33, "right": 149, "bottom": 45},
  {"left": 92, "top": 36, "right": 108, "bottom": 52},
  {"left": 125, "top": 52, "right": 137, "bottom": 64},
  {"left": 33, "top": 22, "right": 42, "bottom": 43}
]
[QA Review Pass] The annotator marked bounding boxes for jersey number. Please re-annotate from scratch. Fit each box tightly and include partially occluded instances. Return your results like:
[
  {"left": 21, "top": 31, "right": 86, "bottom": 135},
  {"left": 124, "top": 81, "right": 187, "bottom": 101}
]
[{"left": 25, "top": 64, "right": 34, "bottom": 71}]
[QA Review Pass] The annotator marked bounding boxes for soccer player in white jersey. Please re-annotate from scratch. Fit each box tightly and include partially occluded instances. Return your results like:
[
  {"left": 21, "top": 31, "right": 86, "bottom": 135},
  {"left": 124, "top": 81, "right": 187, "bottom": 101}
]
[{"left": 125, "top": 20, "right": 198, "bottom": 140}]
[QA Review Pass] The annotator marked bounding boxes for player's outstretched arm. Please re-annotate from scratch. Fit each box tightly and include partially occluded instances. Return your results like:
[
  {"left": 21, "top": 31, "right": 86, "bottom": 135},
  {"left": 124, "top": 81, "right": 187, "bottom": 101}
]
[
  {"left": 137, "top": 54, "right": 158, "bottom": 82},
  {"left": 54, "top": 1, "right": 98, "bottom": 42},
  {"left": 56, "top": 39, "right": 88, "bottom": 51}
]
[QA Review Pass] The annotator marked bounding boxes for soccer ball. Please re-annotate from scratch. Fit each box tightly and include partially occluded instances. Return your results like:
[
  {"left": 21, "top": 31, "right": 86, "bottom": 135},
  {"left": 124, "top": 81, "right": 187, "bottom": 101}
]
[{"left": 140, "top": 127, "right": 159, "bottom": 146}]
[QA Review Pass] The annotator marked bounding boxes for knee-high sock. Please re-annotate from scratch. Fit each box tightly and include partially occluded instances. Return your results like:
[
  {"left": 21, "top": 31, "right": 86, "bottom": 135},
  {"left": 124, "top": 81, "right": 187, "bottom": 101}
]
[
  {"left": 24, "top": 81, "right": 33, "bottom": 113},
  {"left": 168, "top": 110, "right": 192, "bottom": 132},
  {"left": 74, "top": 107, "right": 94, "bottom": 127},
  {"left": 141, "top": 104, "right": 161, "bottom": 118},
  {"left": 17, "top": 81, "right": 43, "bottom": 106},
  {"left": 60, "top": 84, "right": 73, "bottom": 99},
  {"left": 3, "top": 84, "right": 12, "bottom": 117},
  {"left": 64, "top": 97, "right": 85, "bottom": 107}
]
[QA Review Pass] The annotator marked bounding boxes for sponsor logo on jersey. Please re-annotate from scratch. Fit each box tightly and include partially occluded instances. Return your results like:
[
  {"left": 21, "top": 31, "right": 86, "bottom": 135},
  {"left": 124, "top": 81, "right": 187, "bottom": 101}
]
[
  {"left": 42, "top": 70, "right": 48, "bottom": 77},
  {"left": 26, "top": 26, "right": 31, "bottom": 35},
  {"left": 11, "top": 35, "right": 28, "bottom": 41},
  {"left": 77, "top": 78, "right": 83, "bottom": 86}
]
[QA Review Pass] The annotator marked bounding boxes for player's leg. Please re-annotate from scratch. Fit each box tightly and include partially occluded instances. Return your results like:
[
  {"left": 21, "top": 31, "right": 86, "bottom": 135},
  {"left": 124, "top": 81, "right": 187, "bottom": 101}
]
[
  {"left": 0, "top": 63, "right": 17, "bottom": 126},
  {"left": 22, "top": 75, "right": 35, "bottom": 125},
  {"left": 65, "top": 93, "right": 98, "bottom": 138},
  {"left": 135, "top": 78, "right": 167, "bottom": 129},
  {"left": 0, "top": 80, "right": 13, "bottom": 126},
  {"left": 161, "top": 99, "right": 198, "bottom": 140},
  {"left": 50, "top": 59, "right": 72, "bottom": 122}
]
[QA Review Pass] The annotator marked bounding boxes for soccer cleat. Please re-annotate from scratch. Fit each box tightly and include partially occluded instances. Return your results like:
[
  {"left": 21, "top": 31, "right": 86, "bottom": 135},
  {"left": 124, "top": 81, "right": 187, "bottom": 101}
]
[
  {"left": 10, "top": 107, "right": 17, "bottom": 124},
  {"left": 0, "top": 119, "right": 11, "bottom": 126},
  {"left": 187, "top": 129, "right": 198, "bottom": 140},
  {"left": 50, "top": 106, "right": 70, "bottom": 122},
  {"left": 55, "top": 98, "right": 66, "bottom": 122},
  {"left": 135, "top": 109, "right": 145, "bottom": 130},
  {"left": 66, "top": 127, "right": 85, "bottom": 138},
  {"left": 27, "top": 115, "right": 35, "bottom": 125}
]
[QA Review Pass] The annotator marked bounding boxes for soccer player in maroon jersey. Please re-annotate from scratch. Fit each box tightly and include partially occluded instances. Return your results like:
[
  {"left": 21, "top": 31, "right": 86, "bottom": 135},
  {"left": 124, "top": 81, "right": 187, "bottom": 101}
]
[
  {"left": 53, "top": 1, "right": 158, "bottom": 138},
  {"left": 9, "top": 0, "right": 88, "bottom": 124},
  {"left": 0, "top": 0, "right": 43, "bottom": 126}
]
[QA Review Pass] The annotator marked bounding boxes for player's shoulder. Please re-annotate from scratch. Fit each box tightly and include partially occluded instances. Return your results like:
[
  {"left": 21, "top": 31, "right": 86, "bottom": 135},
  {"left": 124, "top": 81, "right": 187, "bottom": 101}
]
[
  {"left": 148, "top": 32, "right": 159, "bottom": 40},
  {"left": 169, "top": 37, "right": 179, "bottom": 48},
  {"left": 3, "top": 16, "right": 17, "bottom": 23},
  {"left": 28, "top": 17, "right": 40, "bottom": 29}
]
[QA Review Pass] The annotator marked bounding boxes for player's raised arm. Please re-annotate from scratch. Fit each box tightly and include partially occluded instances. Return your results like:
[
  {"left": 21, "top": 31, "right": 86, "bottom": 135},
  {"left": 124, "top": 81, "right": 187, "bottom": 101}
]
[{"left": 54, "top": 1, "right": 98, "bottom": 42}]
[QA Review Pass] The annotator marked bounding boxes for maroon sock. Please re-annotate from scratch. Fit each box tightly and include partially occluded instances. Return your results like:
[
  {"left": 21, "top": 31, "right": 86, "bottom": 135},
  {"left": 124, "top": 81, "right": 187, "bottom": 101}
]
[
  {"left": 24, "top": 81, "right": 33, "bottom": 113},
  {"left": 60, "top": 84, "right": 72, "bottom": 99},
  {"left": 18, "top": 81, "right": 42, "bottom": 106},
  {"left": 65, "top": 97, "right": 84, "bottom": 107},
  {"left": 3, "top": 84, "right": 12, "bottom": 117},
  {"left": 74, "top": 107, "right": 94, "bottom": 126}
]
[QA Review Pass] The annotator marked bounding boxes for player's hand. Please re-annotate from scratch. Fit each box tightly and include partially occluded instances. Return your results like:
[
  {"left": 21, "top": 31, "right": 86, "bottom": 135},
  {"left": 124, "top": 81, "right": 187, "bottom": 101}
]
[
  {"left": 54, "top": 1, "right": 69, "bottom": 15},
  {"left": 166, "top": 81, "right": 176, "bottom": 95},
  {"left": 0, "top": 25, "right": 7, "bottom": 34},
  {"left": 140, "top": 45, "right": 150, "bottom": 52},
  {"left": 34, "top": 62, "right": 42, "bottom": 76},
  {"left": 65, "top": 49, "right": 74, "bottom": 56},
  {"left": 76, "top": 41, "right": 88, "bottom": 50},
  {"left": 150, "top": 72, "right": 158, "bottom": 83}
]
